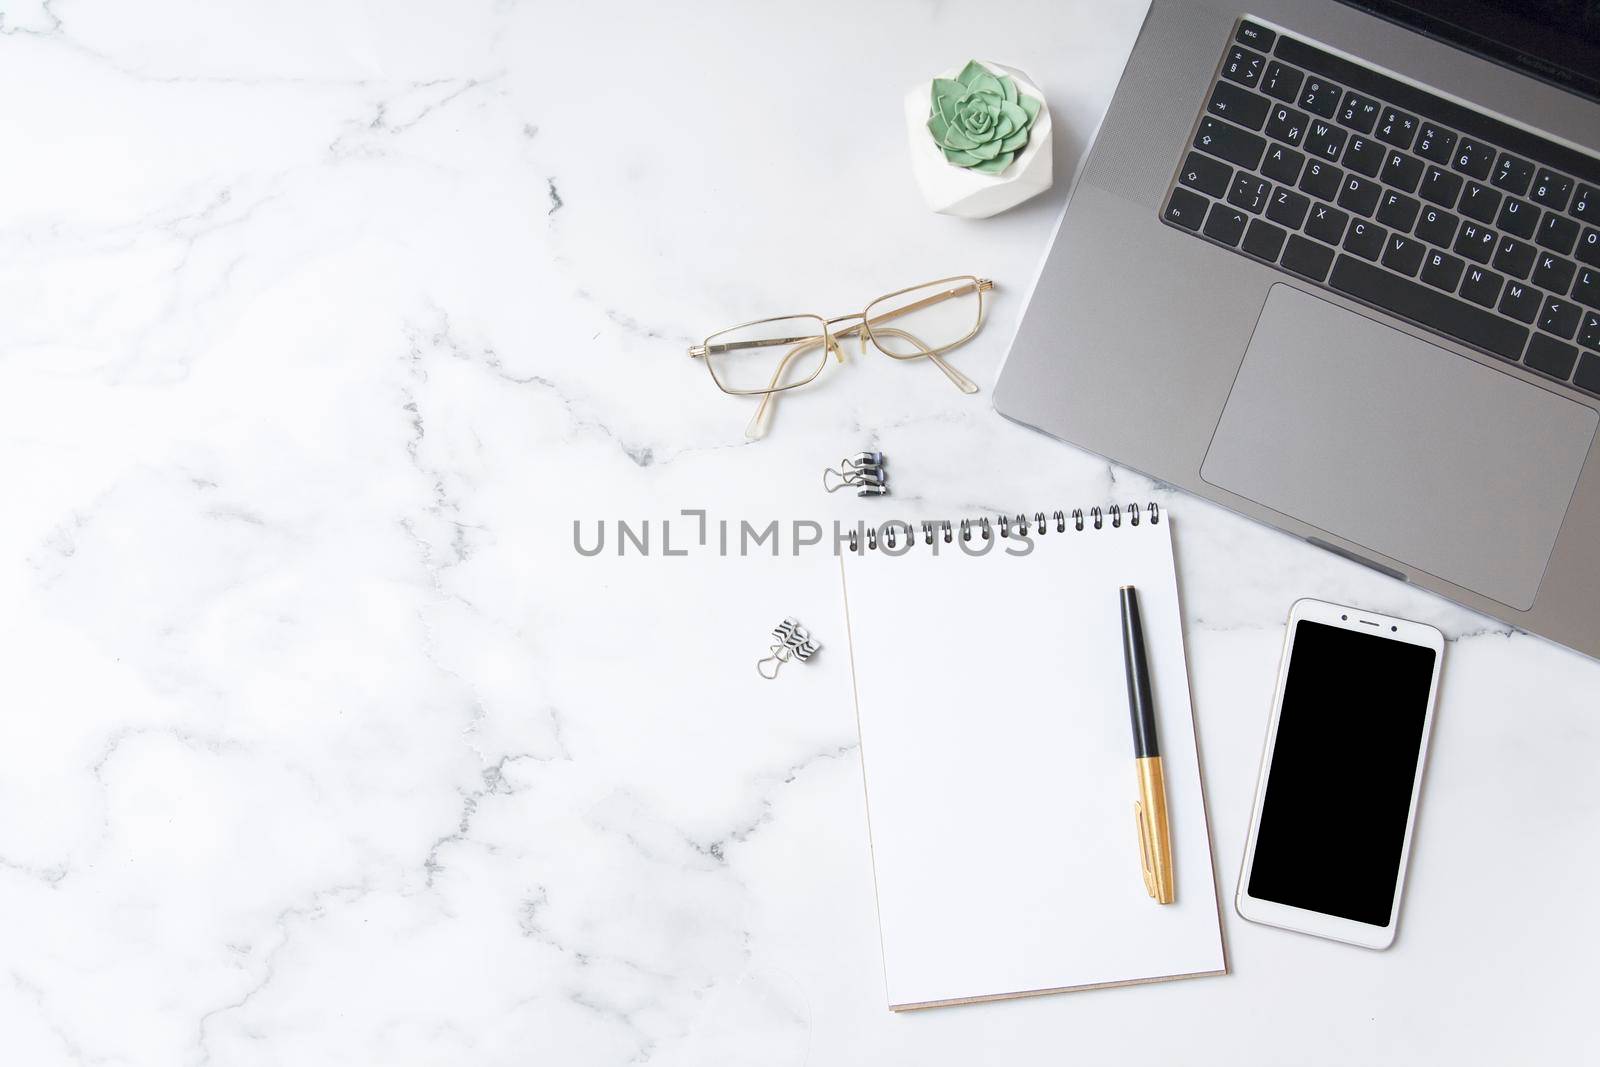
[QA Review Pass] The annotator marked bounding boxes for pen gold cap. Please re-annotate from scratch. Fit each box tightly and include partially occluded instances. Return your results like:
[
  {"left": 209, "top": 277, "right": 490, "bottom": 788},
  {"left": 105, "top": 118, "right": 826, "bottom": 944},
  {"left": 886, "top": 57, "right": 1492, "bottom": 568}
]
[{"left": 1135, "top": 756, "right": 1176, "bottom": 904}]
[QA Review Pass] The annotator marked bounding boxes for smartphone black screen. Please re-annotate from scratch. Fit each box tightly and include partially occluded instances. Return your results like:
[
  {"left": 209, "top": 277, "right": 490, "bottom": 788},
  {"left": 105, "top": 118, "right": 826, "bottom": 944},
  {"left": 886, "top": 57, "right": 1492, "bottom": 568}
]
[{"left": 1247, "top": 620, "right": 1437, "bottom": 926}]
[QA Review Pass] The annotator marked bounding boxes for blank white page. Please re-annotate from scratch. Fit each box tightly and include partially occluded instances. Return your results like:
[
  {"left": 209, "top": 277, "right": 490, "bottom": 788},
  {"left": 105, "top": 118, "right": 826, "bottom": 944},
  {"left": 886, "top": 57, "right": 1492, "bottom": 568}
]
[{"left": 840, "top": 515, "right": 1224, "bottom": 1010}]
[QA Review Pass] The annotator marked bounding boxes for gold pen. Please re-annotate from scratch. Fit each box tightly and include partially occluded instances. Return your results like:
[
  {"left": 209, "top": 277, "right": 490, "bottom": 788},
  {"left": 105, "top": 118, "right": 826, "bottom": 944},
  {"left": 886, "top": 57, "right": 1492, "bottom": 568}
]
[{"left": 1121, "top": 585, "right": 1175, "bottom": 904}]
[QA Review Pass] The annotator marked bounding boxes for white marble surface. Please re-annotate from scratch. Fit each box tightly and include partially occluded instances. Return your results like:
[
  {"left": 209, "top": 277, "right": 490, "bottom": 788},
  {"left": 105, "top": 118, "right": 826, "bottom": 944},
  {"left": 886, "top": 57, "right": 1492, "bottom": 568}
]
[{"left": 2, "top": 1, "right": 1598, "bottom": 1063}]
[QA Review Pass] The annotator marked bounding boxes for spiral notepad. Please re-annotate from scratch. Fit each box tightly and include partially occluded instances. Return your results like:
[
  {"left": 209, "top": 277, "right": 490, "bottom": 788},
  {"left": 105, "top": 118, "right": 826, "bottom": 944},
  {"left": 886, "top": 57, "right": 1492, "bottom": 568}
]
[{"left": 839, "top": 503, "right": 1226, "bottom": 1010}]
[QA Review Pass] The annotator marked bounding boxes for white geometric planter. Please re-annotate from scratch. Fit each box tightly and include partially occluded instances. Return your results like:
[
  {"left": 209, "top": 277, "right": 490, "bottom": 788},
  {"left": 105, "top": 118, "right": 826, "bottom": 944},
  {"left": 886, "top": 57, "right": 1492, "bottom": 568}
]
[{"left": 904, "top": 61, "right": 1053, "bottom": 219}]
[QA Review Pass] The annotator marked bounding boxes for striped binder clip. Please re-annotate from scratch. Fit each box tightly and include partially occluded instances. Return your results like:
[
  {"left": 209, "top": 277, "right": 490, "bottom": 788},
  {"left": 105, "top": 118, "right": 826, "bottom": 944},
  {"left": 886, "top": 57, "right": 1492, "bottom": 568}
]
[
  {"left": 756, "top": 617, "right": 821, "bottom": 680},
  {"left": 823, "top": 451, "right": 889, "bottom": 497}
]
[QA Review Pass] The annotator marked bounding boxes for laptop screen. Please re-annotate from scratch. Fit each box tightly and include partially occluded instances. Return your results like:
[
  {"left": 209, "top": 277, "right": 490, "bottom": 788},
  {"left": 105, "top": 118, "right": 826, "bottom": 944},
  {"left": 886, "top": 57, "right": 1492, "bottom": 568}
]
[{"left": 1336, "top": 0, "right": 1600, "bottom": 104}]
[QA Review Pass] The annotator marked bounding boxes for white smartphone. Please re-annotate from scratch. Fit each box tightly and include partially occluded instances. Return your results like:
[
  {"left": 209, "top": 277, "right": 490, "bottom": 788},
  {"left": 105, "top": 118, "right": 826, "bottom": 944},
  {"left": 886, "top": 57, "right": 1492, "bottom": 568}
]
[{"left": 1236, "top": 598, "right": 1444, "bottom": 949}]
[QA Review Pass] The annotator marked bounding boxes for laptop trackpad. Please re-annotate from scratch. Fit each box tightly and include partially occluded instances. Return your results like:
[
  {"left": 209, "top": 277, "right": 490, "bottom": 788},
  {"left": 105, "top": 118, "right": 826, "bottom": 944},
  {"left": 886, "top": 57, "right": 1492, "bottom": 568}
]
[{"left": 1201, "top": 285, "right": 1597, "bottom": 610}]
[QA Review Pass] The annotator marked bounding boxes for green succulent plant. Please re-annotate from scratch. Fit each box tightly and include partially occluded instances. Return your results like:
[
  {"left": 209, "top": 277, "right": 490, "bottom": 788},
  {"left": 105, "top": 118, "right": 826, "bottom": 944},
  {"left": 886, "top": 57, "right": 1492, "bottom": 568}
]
[{"left": 928, "top": 60, "right": 1042, "bottom": 175}]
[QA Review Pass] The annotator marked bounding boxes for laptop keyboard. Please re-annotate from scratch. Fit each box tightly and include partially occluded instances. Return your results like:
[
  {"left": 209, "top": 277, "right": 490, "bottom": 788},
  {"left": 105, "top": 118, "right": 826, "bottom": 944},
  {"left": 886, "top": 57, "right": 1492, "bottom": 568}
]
[{"left": 1162, "top": 19, "right": 1600, "bottom": 399}]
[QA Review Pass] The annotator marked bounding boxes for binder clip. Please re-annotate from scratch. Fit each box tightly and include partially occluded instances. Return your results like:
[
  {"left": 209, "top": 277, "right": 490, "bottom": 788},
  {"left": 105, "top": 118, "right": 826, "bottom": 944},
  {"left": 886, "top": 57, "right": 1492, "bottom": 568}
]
[
  {"left": 756, "top": 617, "right": 821, "bottom": 680},
  {"left": 823, "top": 451, "right": 889, "bottom": 496}
]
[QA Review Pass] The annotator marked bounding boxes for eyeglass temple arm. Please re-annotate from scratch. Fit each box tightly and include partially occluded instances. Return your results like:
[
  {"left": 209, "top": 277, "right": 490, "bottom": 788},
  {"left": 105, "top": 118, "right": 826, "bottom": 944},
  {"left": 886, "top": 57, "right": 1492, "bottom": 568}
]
[
  {"left": 749, "top": 304, "right": 981, "bottom": 436},
  {"left": 746, "top": 336, "right": 838, "bottom": 439},
  {"left": 869, "top": 326, "right": 979, "bottom": 394},
  {"left": 693, "top": 332, "right": 821, "bottom": 357}
]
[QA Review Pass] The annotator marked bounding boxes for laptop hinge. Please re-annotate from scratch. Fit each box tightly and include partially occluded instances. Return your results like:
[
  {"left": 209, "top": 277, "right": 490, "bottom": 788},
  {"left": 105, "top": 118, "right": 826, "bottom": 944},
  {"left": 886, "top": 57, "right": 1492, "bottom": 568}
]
[{"left": 1306, "top": 538, "right": 1407, "bottom": 583}]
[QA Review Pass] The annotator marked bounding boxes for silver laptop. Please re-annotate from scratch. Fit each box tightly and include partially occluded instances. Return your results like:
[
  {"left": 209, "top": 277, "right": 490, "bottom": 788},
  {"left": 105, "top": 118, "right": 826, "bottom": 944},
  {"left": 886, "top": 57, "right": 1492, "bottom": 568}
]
[{"left": 996, "top": 0, "right": 1600, "bottom": 659}]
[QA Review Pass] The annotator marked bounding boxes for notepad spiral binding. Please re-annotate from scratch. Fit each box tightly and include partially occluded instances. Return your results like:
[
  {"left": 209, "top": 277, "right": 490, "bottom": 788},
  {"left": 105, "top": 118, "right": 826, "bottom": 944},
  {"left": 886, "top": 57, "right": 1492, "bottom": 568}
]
[{"left": 847, "top": 501, "right": 1160, "bottom": 552}]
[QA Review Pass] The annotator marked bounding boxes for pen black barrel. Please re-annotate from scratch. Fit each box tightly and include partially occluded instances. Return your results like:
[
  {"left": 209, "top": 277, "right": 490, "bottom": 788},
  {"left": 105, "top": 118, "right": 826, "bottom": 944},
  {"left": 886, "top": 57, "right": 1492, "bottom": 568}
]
[{"left": 1121, "top": 586, "right": 1160, "bottom": 758}]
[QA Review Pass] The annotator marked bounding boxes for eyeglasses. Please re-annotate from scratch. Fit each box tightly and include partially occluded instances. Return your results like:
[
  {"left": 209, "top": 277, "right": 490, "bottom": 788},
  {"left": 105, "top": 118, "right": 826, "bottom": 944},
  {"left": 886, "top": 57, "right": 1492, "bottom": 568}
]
[{"left": 687, "top": 276, "right": 993, "bottom": 439}]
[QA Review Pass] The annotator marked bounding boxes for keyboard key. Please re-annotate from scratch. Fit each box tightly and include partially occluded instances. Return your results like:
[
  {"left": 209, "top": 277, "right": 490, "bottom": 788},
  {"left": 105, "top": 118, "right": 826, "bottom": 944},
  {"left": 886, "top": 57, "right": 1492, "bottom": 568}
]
[
  {"left": 1262, "top": 144, "right": 1305, "bottom": 185},
  {"left": 1208, "top": 81, "right": 1269, "bottom": 130},
  {"left": 1380, "top": 150, "right": 1424, "bottom": 193},
  {"left": 1299, "top": 160, "right": 1342, "bottom": 201},
  {"left": 1265, "top": 104, "right": 1308, "bottom": 146},
  {"left": 1451, "top": 138, "right": 1494, "bottom": 180},
  {"left": 1261, "top": 61, "right": 1304, "bottom": 103},
  {"left": 1304, "top": 120, "right": 1347, "bottom": 162},
  {"left": 1540, "top": 295, "right": 1581, "bottom": 339},
  {"left": 1298, "top": 77, "right": 1342, "bottom": 119},
  {"left": 1573, "top": 185, "right": 1597, "bottom": 223},
  {"left": 1236, "top": 20, "right": 1276, "bottom": 50},
  {"left": 1495, "top": 197, "right": 1538, "bottom": 239},
  {"left": 1459, "top": 181, "right": 1501, "bottom": 223},
  {"left": 1203, "top": 201, "right": 1249, "bottom": 245},
  {"left": 1336, "top": 91, "right": 1380, "bottom": 133},
  {"left": 1382, "top": 232, "right": 1425, "bottom": 275},
  {"left": 1525, "top": 334, "right": 1579, "bottom": 380},
  {"left": 1490, "top": 154, "right": 1534, "bottom": 196},
  {"left": 1343, "top": 218, "right": 1386, "bottom": 260},
  {"left": 1376, "top": 190, "right": 1420, "bottom": 231},
  {"left": 1455, "top": 222, "right": 1497, "bottom": 264},
  {"left": 1282, "top": 234, "right": 1335, "bottom": 281},
  {"left": 1337, "top": 174, "right": 1381, "bottom": 217},
  {"left": 1194, "top": 117, "right": 1266, "bottom": 169},
  {"left": 1578, "top": 353, "right": 1600, "bottom": 395},
  {"left": 1499, "top": 280, "right": 1543, "bottom": 323},
  {"left": 1537, "top": 212, "right": 1579, "bottom": 255},
  {"left": 1419, "top": 166, "right": 1463, "bottom": 208},
  {"left": 1421, "top": 249, "right": 1466, "bottom": 292},
  {"left": 1164, "top": 186, "right": 1208, "bottom": 230},
  {"left": 1533, "top": 253, "right": 1576, "bottom": 295},
  {"left": 1305, "top": 201, "right": 1348, "bottom": 244},
  {"left": 1416, "top": 206, "right": 1459, "bottom": 247},
  {"left": 1579, "top": 310, "right": 1600, "bottom": 350},
  {"left": 1227, "top": 173, "right": 1271, "bottom": 214},
  {"left": 1332, "top": 254, "right": 1526, "bottom": 359},
  {"left": 1460, "top": 265, "right": 1503, "bottom": 308},
  {"left": 1342, "top": 135, "right": 1384, "bottom": 177},
  {"left": 1575, "top": 267, "right": 1600, "bottom": 308},
  {"left": 1243, "top": 218, "right": 1288, "bottom": 261},
  {"left": 1414, "top": 123, "right": 1456, "bottom": 166},
  {"left": 1222, "top": 46, "right": 1265, "bottom": 88},
  {"left": 1531, "top": 169, "right": 1574, "bottom": 211},
  {"left": 1375, "top": 107, "right": 1418, "bottom": 149},
  {"left": 1578, "top": 227, "right": 1600, "bottom": 267},
  {"left": 1493, "top": 236, "right": 1536, "bottom": 279},
  {"left": 1179, "top": 151, "right": 1232, "bottom": 197},
  {"left": 1267, "top": 187, "right": 1310, "bottom": 229}
]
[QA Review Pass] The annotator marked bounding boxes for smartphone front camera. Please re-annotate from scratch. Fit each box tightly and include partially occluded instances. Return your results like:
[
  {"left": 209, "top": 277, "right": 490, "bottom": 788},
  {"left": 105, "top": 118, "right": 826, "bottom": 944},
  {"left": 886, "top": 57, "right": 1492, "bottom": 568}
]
[
  {"left": 1391, "top": 625, "right": 1398, "bottom": 631},
  {"left": 1341, "top": 614, "right": 1348, "bottom": 621}
]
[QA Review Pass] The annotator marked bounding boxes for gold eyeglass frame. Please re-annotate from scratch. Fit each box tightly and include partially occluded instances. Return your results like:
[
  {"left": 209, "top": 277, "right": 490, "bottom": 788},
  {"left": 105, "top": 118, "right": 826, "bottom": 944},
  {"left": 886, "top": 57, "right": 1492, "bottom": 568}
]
[{"left": 687, "top": 276, "right": 992, "bottom": 438}]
